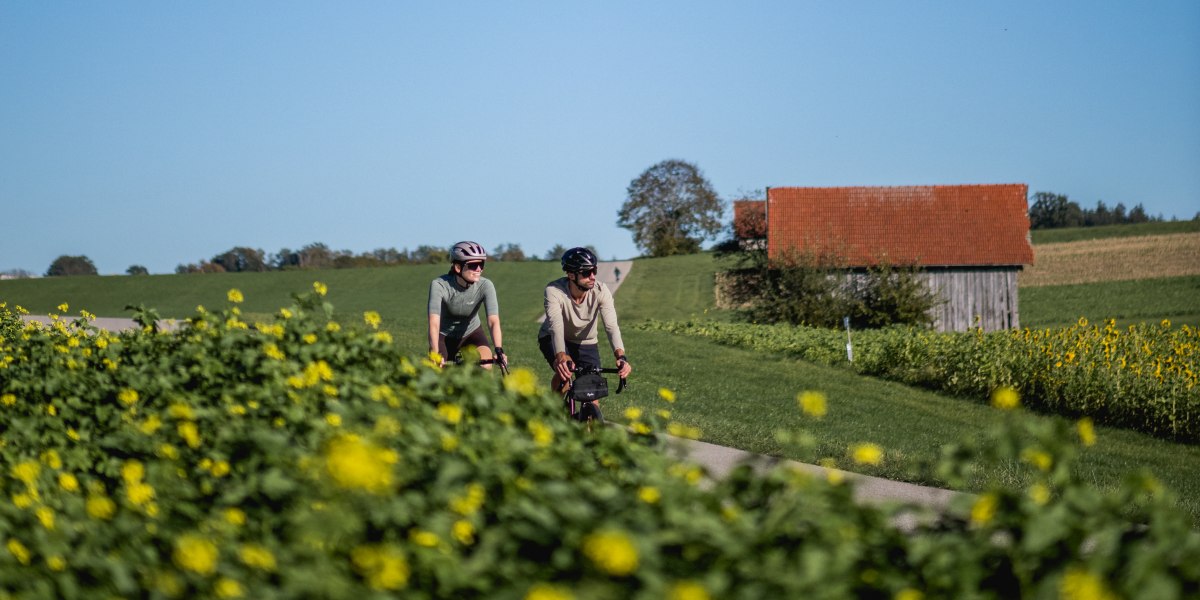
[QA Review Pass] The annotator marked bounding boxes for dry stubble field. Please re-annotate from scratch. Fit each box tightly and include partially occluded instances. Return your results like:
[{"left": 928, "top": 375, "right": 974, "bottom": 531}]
[{"left": 1020, "top": 231, "right": 1200, "bottom": 287}]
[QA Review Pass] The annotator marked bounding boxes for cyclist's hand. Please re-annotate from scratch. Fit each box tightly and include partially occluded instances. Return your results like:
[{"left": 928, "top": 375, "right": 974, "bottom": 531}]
[
  {"left": 495, "top": 347, "right": 508, "bottom": 369},
  {"left": 554, "top": 352, "right": 573, "bottom": 381},
  {"left": 616, "top": 357, "right": 632, "bottom": 379}
]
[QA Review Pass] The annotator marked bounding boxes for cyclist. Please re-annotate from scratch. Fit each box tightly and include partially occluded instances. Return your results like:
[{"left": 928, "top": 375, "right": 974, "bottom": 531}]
[
  {"left": 428, "top": 241, "right": 506, "bottom": 369},
  {"left": 538, "top": 247, "right": 631, "bottom": 394}
]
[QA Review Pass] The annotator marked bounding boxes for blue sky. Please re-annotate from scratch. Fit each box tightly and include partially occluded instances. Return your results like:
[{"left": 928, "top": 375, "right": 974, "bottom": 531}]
[{"left": 2, "top": 1, "right": 1198, "bottom": 275}]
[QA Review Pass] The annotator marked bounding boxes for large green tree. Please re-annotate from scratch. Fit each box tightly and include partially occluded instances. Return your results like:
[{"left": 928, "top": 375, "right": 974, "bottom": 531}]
[
  {"left": 45, "top": 255, "right": 98, "bottom": 277},
  {"left": 618, "top": 159, "right": 724, "bottom": 257}
]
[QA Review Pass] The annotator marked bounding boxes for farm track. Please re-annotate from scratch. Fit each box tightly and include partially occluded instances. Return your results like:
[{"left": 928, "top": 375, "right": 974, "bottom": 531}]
[{"left": 1021, "top": 232, "right": 1200, "bottom": 287}]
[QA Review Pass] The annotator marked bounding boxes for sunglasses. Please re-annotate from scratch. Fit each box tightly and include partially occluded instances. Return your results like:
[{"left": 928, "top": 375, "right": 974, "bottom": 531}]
[
  {"left": 574, "top": 268, "right": 597, "bottom": 278},
  {"left": 463, "top": 261, "right": 485, "bottom": 272}
]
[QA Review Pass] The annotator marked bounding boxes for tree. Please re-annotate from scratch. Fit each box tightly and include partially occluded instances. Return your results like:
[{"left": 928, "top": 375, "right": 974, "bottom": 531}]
[
  {"left": 46, "top": 255, "right": 98, "bottom": 277},
  {"left": 1028, "top": 192, "right": 1083, "bottom": 229},
  {"left": 618, "top": 159, "right": 724, "bottom": 257},
  {"left": 543, "top": 244, "right": 568, "bottom": 261},
  {"left": 212, "top": 247, "right": 269, "bottom": 273},
  {"left": 126, "top": 265, "right": 149, "bottom": 276},
  {"left": 492, "top": 243, "right": 526, "bottom": 261}
]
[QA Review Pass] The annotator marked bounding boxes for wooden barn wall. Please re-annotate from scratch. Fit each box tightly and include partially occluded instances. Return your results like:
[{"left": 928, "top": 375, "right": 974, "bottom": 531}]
[
  {"left": 715, "top": 267, "right": 1022, "bottom": 333},
  {"left": 845, "top": 267, "right": 1020, "bottom": 332}
]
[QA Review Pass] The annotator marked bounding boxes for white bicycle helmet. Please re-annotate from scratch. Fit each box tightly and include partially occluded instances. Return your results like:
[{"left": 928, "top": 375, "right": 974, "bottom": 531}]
[{"left": 451, "top": 241, "right": 488, "bottom": 263}]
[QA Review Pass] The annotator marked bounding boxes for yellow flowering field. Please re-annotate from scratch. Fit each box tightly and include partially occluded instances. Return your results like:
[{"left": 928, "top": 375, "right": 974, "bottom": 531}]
[
  {"left": 1, "top": 290, "right": 1198, "bottom": 598},
  {"left": 636, "top": 318, "right": 1200, "bottom": 442}
]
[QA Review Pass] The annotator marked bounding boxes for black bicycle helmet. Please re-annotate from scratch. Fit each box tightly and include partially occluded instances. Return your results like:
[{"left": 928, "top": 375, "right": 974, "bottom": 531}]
[
  {"left": 450, "top": 241, "right": 487, "bottom": 263},
  {"left": 560, "top": 247, "right": 598, "bottom": 272}
]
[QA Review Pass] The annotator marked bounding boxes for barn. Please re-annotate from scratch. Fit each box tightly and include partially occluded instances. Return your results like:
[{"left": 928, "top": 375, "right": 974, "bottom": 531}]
[{"left": 736, "top": 184, "right": 1034, "bottom": 332}]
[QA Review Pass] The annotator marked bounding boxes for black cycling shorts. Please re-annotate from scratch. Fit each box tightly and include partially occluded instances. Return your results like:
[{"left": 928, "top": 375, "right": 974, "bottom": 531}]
[
  {"left": 538, "top": 335, "right": 600, "bottom": 371},
  {"left": 440, "top": 327, "right": 490, "bottom": 360}
]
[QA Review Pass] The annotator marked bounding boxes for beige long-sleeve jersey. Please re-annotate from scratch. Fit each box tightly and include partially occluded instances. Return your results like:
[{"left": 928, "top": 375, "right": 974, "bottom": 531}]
[{"left": 538, "top": 277, "right": 624, "bottom": 355}]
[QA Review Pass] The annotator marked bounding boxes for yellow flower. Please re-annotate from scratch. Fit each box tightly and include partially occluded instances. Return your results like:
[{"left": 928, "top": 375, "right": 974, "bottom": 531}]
[
  {"left": 6, "top": 539, "right": 31, "bottom": 565},
  {"left": 668, "top": 581, "right": 711, "bottom": 600},
  {"left": 264, "top": 343, "right": 286, "bottom": 360},
  {"left": 658, "top": 387, "right": 677, "bottom": 403},
  {"left": 351, "top": 544, "right": 410, "bottom": 591},
  {"left": 126, "top": 481, "right": 156, "bottom": 507},
  {"left": 279, "top": 308, "right": 293, "bottom": 319},
  {"left": 1029, "top": 483, "right": 1052, "bottom": 506},
  {"left": 452, "top": 519, "right": 475, "bottom": 545},
  {"left": 894, "top": 589, "right": 924, "bottom": 600},
  {"left": 215, "top": 578, "right": 244, "bottom": 598},
  {"left": 174, "top": 534, "right": 220, "bottom": 575},
  {"left": 313, "top": 281, "right": 328, "bottom": 296},
  {"left": 324, "top": 434, "right": 397, "bottom": 494},
  {"left": 227, "top": 289, "right": 244, "bottom": 304},
  {"left": 36, "top": 506, "right": 55, "bottom": 530},
  {"left": 797, "top": 390, "right": 827, "bottom": 418},
  {"left": 46, "top": 555, "right": 67, "bottom": 572},
  {"left": 363, "top": 311, "right": 382, "bottom": 329},
  {"left": 970, "top": 493, "right": 998, "bottom": 526},
  {"left": 121, "top": 460, "right": 144, "bottom": 483},
  {"left": 1077, "top": 418, "right": 1096, "bottom": 447},
  {"left": 374, "top": 331, "right": 393, "bottom": 344},
  {"left": 58, "top": 472, "right": 80, "bottom": 492},
  {"left": 1, "top": 393, "right": 14, "bottom": 406},
  {"left": 582, "top": 530, "right": 638, "bottom": 576},
  {"left": 525, "top": 583, "right": 574, "bottom": 600},
  {"left": 409, "top": 530, "right": 440, "bottom": 547},
  {"left": 140, "top": 415, "right": 163, "bottom": 435},
  {"left": 438, "top": 403, "right": 464, "bottom": 424},
  {"left": 638, "top": 486, "right": 661, "bottom": 504},
  {"left": 303, "top": 333, "right": 318, "bottom": 344},
  {"left": 624, "top": 407, "right": 643, "bottom": 420},
  {"left": 1161, "top": 319, "right": 1171, "bottom": 329},
  {"left": 851, "top": 443, "right": 883, "bottom": 466},
  {"left": 1060, "top": 567, "right": 1118, "bottom": 600},
  {"left": 1021, "top": 448, "right": 1054, "bottom": 472},
  {"left": 451, "top": 483, "right": 486, "bottom": 516},
  {"left": 504, "top": 368, "right": 538, "bottom": 396},
  {"left": 57, "top": 303, "right": 69, "bottom": 313},
  {"left": 40, "top": 449, "right": 62, "bottom": 470},
  {"left": 225, "top": 507, "right": 246, "bottom": 525},
  {"left": 325, "top": 413, "right": 343, "bottom": 427},
  {"left": 990, "top": 386, "right": 1020, "bottom": 410},
  {"left": 118, "top": 388, "right": 139, "bottom": 406},
  {"left": 326, "top": 321, "right": 340, "bottom": 332},
  {"left": 239, "top": 544, "right": 277, "bottom": 571},
  {"left": 86, "top": 494, "right": 117, "bottom": 520},
  {"left": 1077, "top": 317, "right": 1088, "bottom": 327},
  {"left": 179, "top": 421, "right": 201, "bottom": 449},
  {"left": 528, "top": 419, "right": 554, "bottom": 447}
]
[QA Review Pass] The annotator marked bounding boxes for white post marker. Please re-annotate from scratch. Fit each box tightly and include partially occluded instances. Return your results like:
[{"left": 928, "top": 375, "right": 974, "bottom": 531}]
[{"left": 844, "top": 316, "right": 854, "bottom": 363}]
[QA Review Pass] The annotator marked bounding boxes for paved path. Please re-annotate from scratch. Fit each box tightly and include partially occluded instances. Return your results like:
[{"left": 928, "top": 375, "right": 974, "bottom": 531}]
[{"left": 20, "top": 314, "right": 181, "bottom": 332}]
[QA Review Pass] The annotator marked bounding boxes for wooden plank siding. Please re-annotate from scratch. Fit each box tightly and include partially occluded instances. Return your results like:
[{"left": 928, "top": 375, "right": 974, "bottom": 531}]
[
  {"left": 715, "top": 267, "right": 1022, "bottom": 332},
  {"left": 841, "top": 267, "right": 1020, "bottom": 332}
]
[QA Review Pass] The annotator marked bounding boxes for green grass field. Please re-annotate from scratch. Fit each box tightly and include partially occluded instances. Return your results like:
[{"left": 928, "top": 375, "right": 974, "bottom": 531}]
[
  {"left": 1030, "top": 219, "right": 1199, "bottom": 244},
  {"left": 4, "top": 235, "right": 1200, "bottom": 521}
]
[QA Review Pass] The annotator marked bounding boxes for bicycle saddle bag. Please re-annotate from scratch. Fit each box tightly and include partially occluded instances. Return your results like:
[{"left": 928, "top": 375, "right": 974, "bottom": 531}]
[{"left": 572, "top": 373, "right": 609, "bottom": 401}]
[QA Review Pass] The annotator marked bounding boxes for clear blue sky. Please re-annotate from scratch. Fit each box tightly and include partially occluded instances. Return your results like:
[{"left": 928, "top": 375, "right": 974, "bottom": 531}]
[{"left": 3, "top": 1, "right": 1198, "bottom": 275}]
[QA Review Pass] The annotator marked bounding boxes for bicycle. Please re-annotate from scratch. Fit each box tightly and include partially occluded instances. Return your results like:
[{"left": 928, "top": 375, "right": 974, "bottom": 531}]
[
  {"left": 448, "top": 348, "right": 509, "bottom": 376},
  {"left": 564, "top": 363, "right": 627, "bottom": 432}
]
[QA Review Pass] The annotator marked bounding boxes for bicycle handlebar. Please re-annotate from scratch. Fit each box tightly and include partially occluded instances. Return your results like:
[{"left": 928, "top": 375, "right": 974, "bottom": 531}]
[{"left": 568, "top": 364, "right": 628, "bottom": 394}]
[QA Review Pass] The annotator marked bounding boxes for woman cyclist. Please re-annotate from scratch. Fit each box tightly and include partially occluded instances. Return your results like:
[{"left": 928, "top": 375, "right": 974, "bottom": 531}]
[
  {"left": 428, "top": 241, "right": 506, "bottom": 369},
  {"left": 538, "top": 247, "right": 631, "bottom": 393}
]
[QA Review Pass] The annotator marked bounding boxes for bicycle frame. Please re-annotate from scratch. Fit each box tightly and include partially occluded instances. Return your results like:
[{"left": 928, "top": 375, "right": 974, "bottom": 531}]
[{"left": 564, "top": 364, "right": 627, "bottom": 430}]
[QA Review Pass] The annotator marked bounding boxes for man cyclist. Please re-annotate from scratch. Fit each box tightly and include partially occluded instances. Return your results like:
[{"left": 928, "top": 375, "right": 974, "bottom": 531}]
[
  {"left": 538, "top": 247, "right": 631, "bottom": 393},
  {"left": 428, "top": 241, "right": 506, "bottom": 369}
]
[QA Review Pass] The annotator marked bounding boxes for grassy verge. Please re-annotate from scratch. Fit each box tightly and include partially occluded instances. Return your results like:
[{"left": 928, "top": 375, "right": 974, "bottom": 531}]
[
  {"left": 603, "top": 329, "right": 1200, "bottom": 523},
  {"left": 1020, "top": 275, "right": 1200, "bottom": 329}
]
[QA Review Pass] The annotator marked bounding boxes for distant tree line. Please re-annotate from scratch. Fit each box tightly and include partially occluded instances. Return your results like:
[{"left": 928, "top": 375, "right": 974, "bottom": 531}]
[
  {"left": 173, "top": 242, "right": 598, "bottom": 274},
  {"left": 1027, "top": 191, "right": 1165, "bottom": 230}
]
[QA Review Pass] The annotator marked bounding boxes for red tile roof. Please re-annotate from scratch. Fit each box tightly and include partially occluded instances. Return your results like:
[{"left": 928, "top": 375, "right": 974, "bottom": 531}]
[{"left": 766, "top": 184, "right": 1034, "bottom": 267}]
